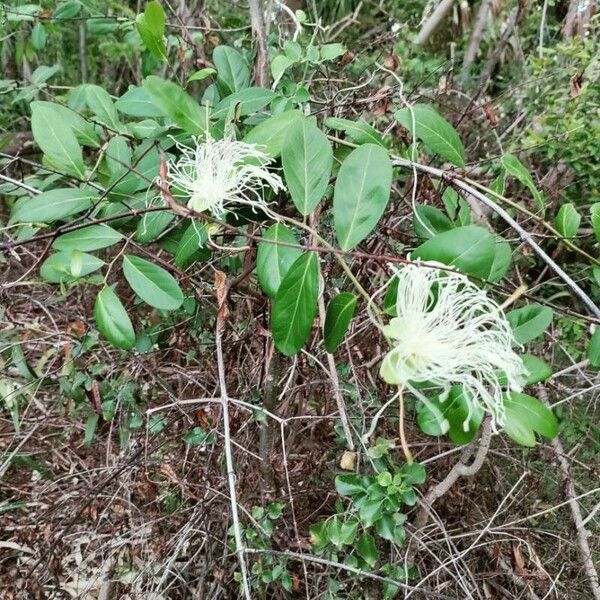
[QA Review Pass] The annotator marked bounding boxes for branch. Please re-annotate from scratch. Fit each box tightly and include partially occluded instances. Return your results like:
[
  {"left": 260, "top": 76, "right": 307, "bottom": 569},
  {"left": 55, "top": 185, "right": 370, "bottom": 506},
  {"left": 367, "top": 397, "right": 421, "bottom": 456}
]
[
  {"left": 416, "top": 0, "right": 456, "bottom": 46},
  {"left": 248, "top": 0, "right": 269, "bottom": 87},
  {"left": 463, "top": 0, "right": 494, "bottom": 69}
]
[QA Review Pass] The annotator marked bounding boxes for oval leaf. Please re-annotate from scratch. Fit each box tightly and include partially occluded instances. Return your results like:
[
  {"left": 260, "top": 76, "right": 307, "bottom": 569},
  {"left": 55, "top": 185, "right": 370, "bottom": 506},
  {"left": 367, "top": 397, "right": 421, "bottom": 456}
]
[
  {"left": 271, "top": 252, "right": 319, "bottom": 355},
  {"left": 95, "top": 286, "right": 136, "bottom": 350},
  {"left": 257, "top": 223, "right": 302, "bottom": 298},
  {"left": 40, "top": 251, "right": 104, "bottom": 283},
  {"left": 587, "top": 327, "right": 600, "bottom": 368},
  {"left": 333, "top": 144, "right": 392, "bottom": 251},
  {"left": 53, "top": 224, "right": 123, "bottom": 251},
  {"left": 243, "top": 110, "right": 304, "bottom": 157},
  {"left": 213, "top": 45, "right": 250, "bottom": 96},
  {"left": 395, "top": 104, "right": 465, "bottom": 167},
  {"left": 503, "top": 392, "right": 558, "bottom": 447},
  {"left": 282, "top": 119, "right": 332, "bottom": 216},
  {"left": 556, "top": 203, "right": 581, "bottom": 238},
  {"left": 122, "top": 255, "right": 183, "bottom": 310},
  {"left": 506, "top": 304, "right": 553, "bottom": 344},
  {"left": 323, "top": 292, "right": 357, "bottom": 353},
  {"left": 11, "top": 188, "right": 98, "bottom": 224}
]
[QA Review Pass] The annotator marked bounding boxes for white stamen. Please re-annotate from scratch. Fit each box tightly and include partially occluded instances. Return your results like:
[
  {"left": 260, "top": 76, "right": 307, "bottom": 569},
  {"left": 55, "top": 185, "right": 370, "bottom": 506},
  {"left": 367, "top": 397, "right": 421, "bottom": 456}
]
[
  {"left": 167, "top": 135, "right": 285, "bottom": 219},
  {"left": 374, "top": 262, "right": 526, "bottom": 431}
]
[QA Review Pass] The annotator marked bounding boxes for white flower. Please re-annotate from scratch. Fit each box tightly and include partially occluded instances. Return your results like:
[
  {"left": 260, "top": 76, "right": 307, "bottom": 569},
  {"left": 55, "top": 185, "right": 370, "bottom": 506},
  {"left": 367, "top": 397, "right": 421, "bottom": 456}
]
[
  {"left": 373, "top": 262, "right": 526, "bottom": 432},
  {"left": 167, "top": 135, "right": 285, "bottom": 219}
]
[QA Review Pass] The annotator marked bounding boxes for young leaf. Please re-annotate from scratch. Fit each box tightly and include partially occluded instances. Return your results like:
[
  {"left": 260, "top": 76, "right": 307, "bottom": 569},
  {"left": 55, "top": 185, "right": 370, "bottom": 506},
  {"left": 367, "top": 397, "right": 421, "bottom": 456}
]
[
  {"left": 324, "top": 117, "right": 384, "bottom": 146},
  {"left": 587, "top": 327, "right": 600, "bottom": 368},
  {"left": 11, "top": 188, "right": 98, "bottom": 224},
  {"left": 271, "top": 252, "right": 319, "bottom": 355},
  {"left": 413, "top": 204, "right": 454, "bottom": 239},
  {"left": 323, "top": 292, "right": 357, "bottom": 353},
  {"left": 282, "top": 118, "right": 333, "bottom": 216},
  {"left": 555, "top": 203, "right": 581, "bottom": 238},
  {"left": 521, "top": 354, "right": 553, "bottom": 385},
  {"left": 506, "top": 305, "right": 553, "bottom": 344},
  {"left": 333, "top": 144, "right": 392, "bottom": 250},
  {"left": 412, "top": 225, "right": 496, "bottom": 279},
  {"left": 122, "top": 255, "right": 184, "bottom": 310},
  {"left": 256, "top": 223, "right": 302, "bottom": 298},
  {"left": 143, "top": 76, "right": 209, "bottom": 135},
  {"left": 500, "top": 154, "right": 545, "bottom": 209},
  {"left": 136, "top": 0, "right": 167, "bottom": 62},
  {"left": 95, "top": 286, "right": 136, "bottom": 350},
  {"left": 31, "top": 103, "right": 85, "bottom": 177},
  {"left": 395, "top": 104, "right": 465, "bottom": 167},
  {"left": 53, "top": 224, "right": 123, "bottom": 251},
  {"left": 356, "top": 533, "right": 378, "bottom": 568},
  {"left": 213, "top": 45, "right": 250, "bottom": 96},
  {"left": 40, "top": 251, "right": 104, "bottom": 283},
  {"left": 503, "top": 392, "right": 558, "bottom": 447}
]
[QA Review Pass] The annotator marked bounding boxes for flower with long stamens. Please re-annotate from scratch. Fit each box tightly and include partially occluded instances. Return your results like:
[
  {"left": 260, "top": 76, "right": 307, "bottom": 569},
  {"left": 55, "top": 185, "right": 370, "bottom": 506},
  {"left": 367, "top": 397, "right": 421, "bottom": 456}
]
[
  {"left": 372, "top": 262, "right": 526, "bottom": 432},
  {"left": 167, "top": 135, "right": 285, "bottom": 219}
]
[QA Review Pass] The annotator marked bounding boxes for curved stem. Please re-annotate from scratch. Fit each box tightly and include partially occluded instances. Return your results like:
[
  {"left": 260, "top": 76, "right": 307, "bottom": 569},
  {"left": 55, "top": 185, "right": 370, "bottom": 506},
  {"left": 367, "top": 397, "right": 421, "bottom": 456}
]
[{"left": 398, "top": 386, "right": 413, "bottom": 464}]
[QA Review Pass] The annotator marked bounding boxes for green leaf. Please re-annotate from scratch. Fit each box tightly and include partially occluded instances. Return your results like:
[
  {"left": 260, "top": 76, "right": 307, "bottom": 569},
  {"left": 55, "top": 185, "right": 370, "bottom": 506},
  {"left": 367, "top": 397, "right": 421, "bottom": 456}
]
[
  {"left": 587, "top": 328, "right": 600, "bottom": 368},
  {"left": 135, "top": 211, "right": 174, "bottom": 243},
  {"left": 115, "top": 86, "right": 165, "bottom": 118},
  {"left": 324, "top": 292, "right": 357, "bottom": 353},
  {"left": 359, "top": 499, "right": 383, "bottom": 528},
  {"left": 53, "top": 224, "right": 123, "bottom": 251},
  {"left": 31, "top": 103, "right": 85, "bottom": 177},
  {"left": 556, "top": 203, "right": 581, "bottom": 238},
  {"left": 400, "top": 462, "right": 426, "bottom": 485},
  {"left": 54, "top": 1, "right": 81, "bottom": 19},
  {"left": 85, "top": 84, "right": 121, "bottom": 130},
  {"left": 412, "top": 225, "right": 496, "bottom": 279},
  {"left": 356, "top": 533, "right": 378, "bottom": 568},
  {"left": 590, "top": 203, "right": 600, "bottom": 243},
  {"left": 243, "top": 110, "right": 304, "bottom": 157},
  {"left": 395, "top": 104, "right": 465, "bottom": 167},
  {"left": 256, "top": 223, "right": 302, "bottom": 297},
  {"left": 325, "top": 117, "right": 384, "bottom": 146},
  {"left": 506, "top": 305, "right": 553, "bottom": 344},
  {"left": 212, "top": 87, "right": 274, "bottom": 118},
  {"left": 11, "top": 188, "right": 98, "bottom": 224},
  {"left": 40, "top": 251, "right": 104, "bottom": 283},
  {"left": 272, "top": 253, "right": 319, "bottom": 355},
  {"left": 136, "top": 1, "right": 167, "bottom": 62},
  {"left": 95, "top": 286, "right": 135, "bottom": 350},
  {"left": 282, "top": 118, "right": 333, "bottom": 216},
  {"left": 522, "top": 354, "right": 553, "bottom": 384},
  {"left": 187, "top": 68, "right": 216, "bottom": 84},
  {"left": 175, "top": 221, "right": 209, "bottom": 268},
  {"left": 122, "top": 255, "right": 184, "bottom": 310},
  {"left": 105, "top": 135, "right": 131, "bottom": 180},
  {"left": 319, "top": 43, "right": 346, "bottom": 61},
  {"left": 30, "top": 23, "right": 46, "bottom": 50},
  {"left": 334, "top": 474, "right": 365, "bottom": 497},
  {"left": 488, "top": 236, "right": 512, "bottom": 282},
  {"left": 31, "top": 101, "right": 99, "bottom": 148},
  {"left": 501, "top": 154, "right": 545, "bottom": 209},
  {"left": 213, "top": 45, "right": 250, "bottom": 96},
  {"left": 271, "top": 54, "right": 295, "bottom": 81},
  {"left": 413, "top": 204, "right": 454, "bottom": 239},
  {"left": 503, "top": 392, "right": 558, "bottom": 447},
  {"left": 143, "top": 76, "right": 209, "bottom": 135},
  {"left": 333, "top": 144, "right": 393, "bottom": 250}
]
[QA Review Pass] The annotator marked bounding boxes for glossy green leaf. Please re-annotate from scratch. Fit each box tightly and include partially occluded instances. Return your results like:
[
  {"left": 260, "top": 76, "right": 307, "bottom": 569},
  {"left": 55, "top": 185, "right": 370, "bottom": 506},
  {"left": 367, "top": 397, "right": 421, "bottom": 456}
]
[
  {"left": 143, "top": 76, "right": 209, "bottom": 135},
  {"left": 136, "top": 1, "right": 167, "bottom": 61},
  {"left": 95, "top": 286, "right": 135, "bottom": 350},
  {"left": 115, "top": 86, "right": 165, "bottom": 118},
  {"left": 282, "top": 118, "right": 332, "bottom": 216},
  {"left": 213, "top": 45, "right": 250, "bottom": 96},
  {"left": 271, "top": 252, "right": 319, "bottom": 355},
  {"left": 521, "top": 354, "right": 553, "bottom": 384},
  {"left": 324, "top": 117, "right": 384, "bottom": 146},
  {"left": 212, "top": 87, "right": 274, "bottom": 118},
  {"left": 587, "top": 328, "right": 600, "bottom": 368},
  {"left": 187, "top": 68, "right": 216, "bottom": 84},
  {"left": 175, "top": 221, "right": 209, "bottom": 268},
  {"left": 356, "top": 533, "right": 378, "bottom": 568},
  {"left": 256, "top": 223, "right": 302, "bottom": 297},
  {"left": 243, "top": 110, "right": 304, "bottom": 157},
  {"left": 501, "top": 154, "right": 545, "bottom": 209},
  {"left": 333, "top": 144, "right": 392, "bottom": 250},
  {"left": 412, "top": 225, "right": 496, "bottom": 279},
  {"left": 503, "top": 392, "right": 558, "bottom": 447},
  {"left": 53, "top": 224, "right": 123, "bottom": 251},
  {"left": 123, "top": 255, "right": 184, "bottom": 310},
  {"left": 323, "top": 292, "right": 357, "bottom": 353},
  {"left": 555, "top": 203, "right": 581, "bottom": 238},
  {"left": 135, "top": 211, "right": 174, "bottom": 243},
  {"left": 413, "top": 204, "right": 454, "bottom": 239},
  {"left": 31, "top": 101, "right": 99, "bottom": 148},
  {"left": 11, "top": 188, "right": 98, "bottom": 224},
  {"left": 85, "top": 84, "right": 121, "bottom": 130},
  {"left": 506, "top": 304, "right": 553, "bottom": 344},
  {"left": 395, "top": 104, "right": 465, "bottom": 167},
  {"left": 40, "top": 251, "right": 104, "bottom": 283},
  {"left": 31, "top": 103, "right": 85, "bottom": 177},
  {"left": 590, "top": 203, "right": 600, "bottom": 243}
]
